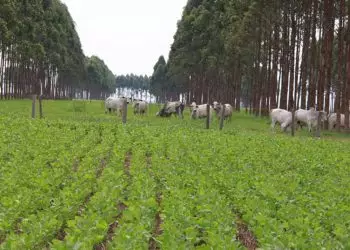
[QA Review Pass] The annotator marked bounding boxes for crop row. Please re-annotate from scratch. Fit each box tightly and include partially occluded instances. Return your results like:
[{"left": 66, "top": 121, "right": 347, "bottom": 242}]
[
  {"left": 1, "top": 115, "right": 349, "bottom": 249},
  {"left": 0, "top": 117, "right": 118, "bottom": 248}
]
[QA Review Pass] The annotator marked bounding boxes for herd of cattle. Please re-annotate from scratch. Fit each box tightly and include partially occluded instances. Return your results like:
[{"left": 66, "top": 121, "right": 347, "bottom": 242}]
[
  {"left": 104, "top": 96, "right": 233, "bottom": 121},
  {"left": 104, "top": 96, "right": 348, "bottom": 131},
  {"left": 271, "top": 107, "right": 349, "bottom": 132}
]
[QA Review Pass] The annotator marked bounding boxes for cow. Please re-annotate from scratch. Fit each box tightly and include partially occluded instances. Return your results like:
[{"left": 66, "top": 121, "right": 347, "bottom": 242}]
[
  {"left": 191, "top": 104, "right": 214, "bottom": 121},
  {"left": 189, "top": 102, "right": 197, "bottom": 112},
  {"left": 212, "top": 101, "right": 233, "bottom": 121},
  {"left": 294, "top": 109, "right": 308, "bottom": 129},
  {"left": 105, "top": 96, "right": 129, "bottom": 116},
  {"left": 270, "top": 108, "right": 294, "bottom": 132},
  {"left": 295, "top": 108, "right": 327, "bottom": 132},
  {"left": 156, "top": 101, "right": 185, "bottom": 118},
  {"left": 133, "top": 100, "right": 148, "bottom": 115},
  {"left": 328, "top": 113, "right": 349, "bottom": 130}
]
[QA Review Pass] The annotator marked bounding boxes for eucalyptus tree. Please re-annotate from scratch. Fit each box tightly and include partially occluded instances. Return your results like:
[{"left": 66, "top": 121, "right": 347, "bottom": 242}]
[
  {"left": 154, "top": 0, "right": 350, "bottom": 131},
  {"left": 0, "top": 0, "right": 114, "bottom": 99}
]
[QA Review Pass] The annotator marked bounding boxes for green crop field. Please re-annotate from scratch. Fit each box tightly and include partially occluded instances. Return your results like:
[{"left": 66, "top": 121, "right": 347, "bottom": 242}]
[{"left": 0, "top": 99, "right": 349, "bottom": 250}]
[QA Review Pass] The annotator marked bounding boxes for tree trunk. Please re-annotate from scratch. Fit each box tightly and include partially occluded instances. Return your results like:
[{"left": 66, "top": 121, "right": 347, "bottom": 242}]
[
  {"left": 324, "top": 0, "right": 335, "bottom": 119},
  {"left": 280, "top": 7, "right": 289, "bottom": 110},
  {"left": 270, "top": 24, "right": 279, "bottom": 109},
  {"left": 336, "top": 0, "right": 344, "bottom": 132},
  {"left": 288, "top": 4, "right": 296, "bottom": 111}
]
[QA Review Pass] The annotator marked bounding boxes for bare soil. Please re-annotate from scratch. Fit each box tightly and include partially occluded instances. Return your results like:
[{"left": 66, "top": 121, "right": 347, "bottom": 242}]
[
  {"left": 236, "top": 217, "right": 258, "bottom": 250},
  {"left": 94, "top": 202, "right": 127, "bottom": 250}
]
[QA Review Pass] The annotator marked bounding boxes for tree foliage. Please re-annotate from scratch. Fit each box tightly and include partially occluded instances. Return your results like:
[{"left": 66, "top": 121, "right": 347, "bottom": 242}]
[
  {"left": 0, "top": 0, "right": 115, "bottom": 99},
  {"left": 151, "top": 0, "right": 350, "bottom": 130},
  {"left": 115, "top": 74, "right": 150, "bottom": 100}
]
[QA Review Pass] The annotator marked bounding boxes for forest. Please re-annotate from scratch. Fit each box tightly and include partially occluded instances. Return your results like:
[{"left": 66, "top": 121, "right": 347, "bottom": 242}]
[
  {"left": 151, "top": 0, "right": 350, "bottom": 130},
  {"left": 0, "top": 0, "right": 116, "bottom": 99}
]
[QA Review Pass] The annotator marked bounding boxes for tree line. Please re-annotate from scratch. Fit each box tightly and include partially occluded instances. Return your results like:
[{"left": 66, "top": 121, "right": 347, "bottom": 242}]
[
  {"left": 0, "top": 0, "right": 116, "bottom": 99},
  {"left": 115, "top": 74, "right": 151, "bottom": 100},
  {"left": 151, "top": 0, "right": 350, "bottom": 130}
]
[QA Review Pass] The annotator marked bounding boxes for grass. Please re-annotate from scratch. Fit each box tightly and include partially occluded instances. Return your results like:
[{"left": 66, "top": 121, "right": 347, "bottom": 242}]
[{"left": 1, "top": 99, "right": 349, "bottom": 139}]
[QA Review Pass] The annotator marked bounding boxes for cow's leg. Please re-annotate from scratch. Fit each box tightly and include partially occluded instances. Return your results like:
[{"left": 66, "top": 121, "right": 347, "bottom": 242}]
[
  {"left": 308, "top": 122, "right": 312, "bottom": 132},
  {"left": 271, "top": 119, "right": 276, "bottom": 131}
]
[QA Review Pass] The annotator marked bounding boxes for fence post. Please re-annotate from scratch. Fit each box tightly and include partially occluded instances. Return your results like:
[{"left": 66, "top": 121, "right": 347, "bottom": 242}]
[
  {"left": 291, "top": 105, "right": 295, "bottom": 137},
  {"left": 122, "top": 99, "right": 127, "bottom": 124},
  {"left": 219, "top": 104, "right": 226, "bottom": 130},
  {"left": 315, "top": 111, "right": 322, "bottom": 138},
  {"left": 32, "top": 94, "right": 36, "bottom": 118},
  {"left": 206, "top": 104, "right": 210, "bottom": 129},
  {"left": 39, "top": 95, "right": 43, "bottom": 119}
]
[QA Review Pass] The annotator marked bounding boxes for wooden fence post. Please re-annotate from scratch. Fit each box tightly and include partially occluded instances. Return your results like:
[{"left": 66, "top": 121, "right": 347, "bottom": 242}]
[
  {"left": 315, "top": 110, "right": 322, "bottom": 138},
  {"left": 39, "top": 95, "right": 43, "bottom": 119},
  {"left": 122, "top": 99, "right": 127, "bottom": 124},
  {"left": 32, "top": 94, "right": 36, "bottom": 118},
  {"left": 291, "top": 105, "right": 295, "bottom": 137},
  {"left": 206, "top": 104, "right": 210, "bottom": 129},
  {"left": 219, "top": 104, "right": 226, "bottom": 130}
]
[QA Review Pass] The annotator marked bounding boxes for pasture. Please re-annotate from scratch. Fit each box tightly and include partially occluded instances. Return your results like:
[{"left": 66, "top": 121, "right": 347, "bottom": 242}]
[{"left": 0, "top": 99, "right": 349, "bottom": 249}]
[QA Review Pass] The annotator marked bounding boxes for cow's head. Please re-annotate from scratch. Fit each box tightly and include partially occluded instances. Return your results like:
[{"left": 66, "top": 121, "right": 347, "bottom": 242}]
[
  {"left": 320, "top": 111, "right": 328, "bottom": 122},
  {"left": 190, "top": 106, "right": 199, "bottom": 119},
  {"left": 212, "top": 101, "right": 221, "bottom": 111},
  {"left": 156, "top": 108, "right": 170, "bottom": 117}
]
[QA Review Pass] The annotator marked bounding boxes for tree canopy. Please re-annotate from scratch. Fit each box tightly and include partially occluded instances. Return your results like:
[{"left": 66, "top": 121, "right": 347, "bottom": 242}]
[
  {"left": 0, "top": 0, "right": 116, "bottom": 99},
  {"left": 150, "top": 0, "right": 350, "bottom": 130}
]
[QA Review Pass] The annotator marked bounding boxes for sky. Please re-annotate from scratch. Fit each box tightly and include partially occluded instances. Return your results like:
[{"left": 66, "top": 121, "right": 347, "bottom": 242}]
[{"left": 61, "top": 0, "right": 187, "bottom": 76}]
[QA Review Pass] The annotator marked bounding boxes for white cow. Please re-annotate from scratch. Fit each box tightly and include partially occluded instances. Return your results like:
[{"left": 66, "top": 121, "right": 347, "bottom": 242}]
[
  {"left": 328, "top": 113, "right": 349, "bottom": 130},
  {"left": 191, "top": 104, "right": 214, "bottom": 121},
  {"left": 156, "top": 101, "right": 185, "bottom": 118},
  {"left": 270, "top": 108, "right": 293, "bottom": 132},
  {"left": 295, "top": 108, "right": 327, "bottom": 132},
  {"left": 133, "top": 100, "right": 148, "bottom": 115},
  {"left": 105, "top": 97, "right": 129, "bottom": 116},
  {"left": 189, "top": 102, "right": 197, "bottom": 112},
  {"left": 212, "top": 101, "right": 233, "bottom": 121}
]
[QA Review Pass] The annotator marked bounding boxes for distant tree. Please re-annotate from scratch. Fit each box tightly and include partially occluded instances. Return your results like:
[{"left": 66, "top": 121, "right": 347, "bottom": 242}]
[
  {"left": 150, "top": 56, "right": 168, "bottom": 102},
  {"left": 115, "top": 73, "right": 151, "bottom": 101}
]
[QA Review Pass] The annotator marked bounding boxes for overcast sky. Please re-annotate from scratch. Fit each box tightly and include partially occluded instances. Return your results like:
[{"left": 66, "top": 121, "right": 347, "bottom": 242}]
[{"left": 61, "top": 0, "right": 187, "bottom": 76}]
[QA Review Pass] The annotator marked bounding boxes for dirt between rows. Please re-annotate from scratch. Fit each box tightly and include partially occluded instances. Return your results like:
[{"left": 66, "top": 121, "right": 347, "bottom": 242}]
[
  {"left": 146, "top": 154, "right": 164, "bottom": 250},
  {"left": 149, "top": 192, "right": 163, "bottom": 250},
  {"left": 236, "top": 217, "right": 258, "bottom": 250},
  {"left": 94, "top": 202, "right": 127, "bottom": 250},
  {"left": 54, "top": 151, "right": 113, "bottom": 242},
  {"left": 93, "top": 151, "right": 132, "bottom": 249}
]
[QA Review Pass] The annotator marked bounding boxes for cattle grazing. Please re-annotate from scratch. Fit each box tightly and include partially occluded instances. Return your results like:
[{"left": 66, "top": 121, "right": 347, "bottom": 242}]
[
  {"left": 328, "top": 113, "right": 349, "bottom": 130},
  {"left": 156, "top": 101, "right": 185, "bottom": 118},
  {"left": 270, "top": 108, "right": 294, "bottom": 132},
  {"left": 189, "top": 102, "right": 197, "bottom": 112},
  {"left": 212, "top": 101, "right": 233, "bottom": 121},
  {"left": 191, "top": 104, "right": 214, "bottom": 121},
  {"left": 295, "top": 108, "right": 327, "bottom": 132},
  {"left": 105, "top": 96, "right": 129, "bottom": 116},
  {"left": 133, "top": 100, "right": 148, "bottom": 115}
]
